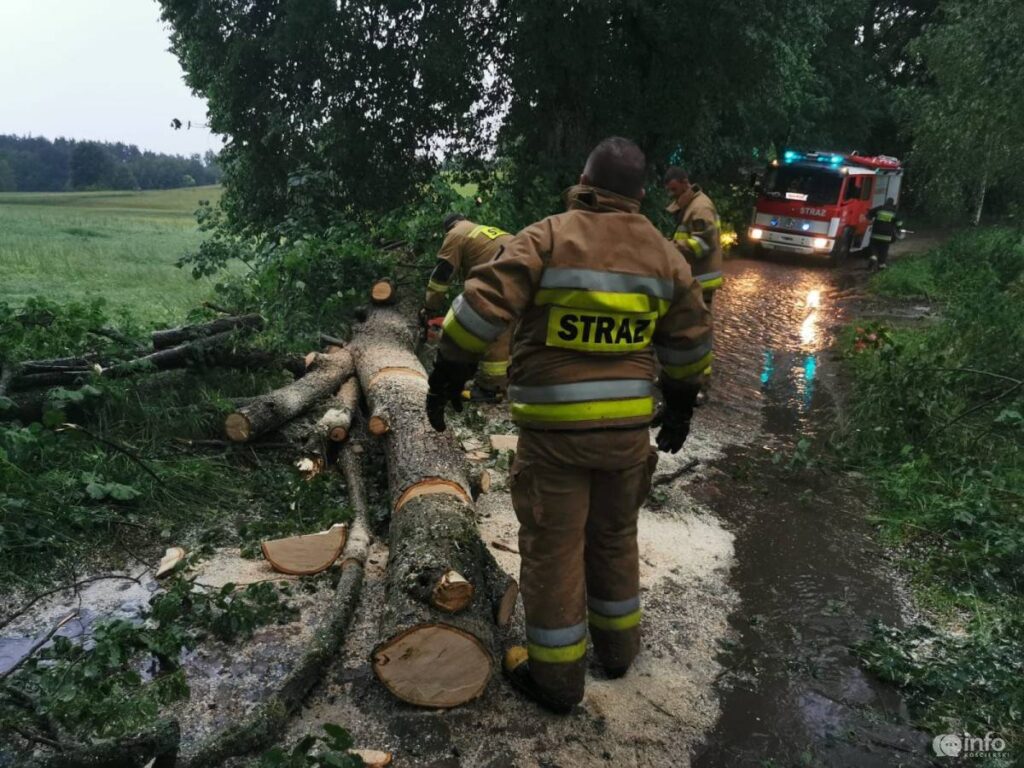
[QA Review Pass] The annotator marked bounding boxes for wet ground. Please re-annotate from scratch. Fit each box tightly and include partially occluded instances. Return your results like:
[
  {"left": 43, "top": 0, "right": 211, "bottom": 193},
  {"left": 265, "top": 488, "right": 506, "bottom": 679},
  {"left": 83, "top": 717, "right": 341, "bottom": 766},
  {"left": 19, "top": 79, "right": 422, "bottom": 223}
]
[{"left": 691, "top": 247, "right": 935, "bottom": 767}]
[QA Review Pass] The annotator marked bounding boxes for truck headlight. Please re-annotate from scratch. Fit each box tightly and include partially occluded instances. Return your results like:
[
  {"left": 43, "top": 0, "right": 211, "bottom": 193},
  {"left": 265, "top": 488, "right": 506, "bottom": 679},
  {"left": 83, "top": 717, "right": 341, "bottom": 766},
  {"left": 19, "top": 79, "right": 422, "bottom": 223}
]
[
  {"left": 812, "top": 237, "right": 829, "bottom": 249},
  {"left": 750, "top": 228, "right": 764, "bottom": 240}
]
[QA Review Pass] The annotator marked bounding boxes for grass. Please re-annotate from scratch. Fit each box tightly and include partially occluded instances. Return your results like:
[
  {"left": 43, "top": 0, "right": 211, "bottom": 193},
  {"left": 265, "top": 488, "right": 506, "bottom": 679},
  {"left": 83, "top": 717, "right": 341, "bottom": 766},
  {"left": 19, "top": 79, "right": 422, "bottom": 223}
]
[
  {"left": 839, "top": 228, "right": 1024, "bottom": 752},
  {"left": 0, "top": 186, "right": 223, "bottom": 325}
]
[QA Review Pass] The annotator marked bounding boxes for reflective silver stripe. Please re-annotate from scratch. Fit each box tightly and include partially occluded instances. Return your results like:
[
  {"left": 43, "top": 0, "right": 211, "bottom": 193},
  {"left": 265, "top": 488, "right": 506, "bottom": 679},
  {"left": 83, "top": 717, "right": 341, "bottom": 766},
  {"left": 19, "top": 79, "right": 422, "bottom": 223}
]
[
  {"left": 526, "top": 622, "right": 587, "bottom": 647},
  {"left": 588, "top": 595, "right": 640, "bottom": 617},
  {"left": 540, "top": 268, "right": 674, "bottom": 300},
  {"left": 452, "top": 294, "right": 505, "bottom": 342},
  {"left": 695, "top": 271, "right": 723, "bottom": 284},
  {"left": 509, "top": 379, "right": 653, "bottom": 404},
  {"left": 691, "top": 235, "right": 710, "bottom": 255},
  {"left": 655, "top": 340, "right": 713, "bottom": 366}
]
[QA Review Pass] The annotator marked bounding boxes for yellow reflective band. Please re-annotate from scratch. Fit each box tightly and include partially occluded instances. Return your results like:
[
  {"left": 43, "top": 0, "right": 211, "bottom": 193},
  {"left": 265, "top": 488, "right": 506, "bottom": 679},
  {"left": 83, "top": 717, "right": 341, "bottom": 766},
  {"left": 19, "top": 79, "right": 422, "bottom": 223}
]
[
  {"left": 527, "top": 637, "right": 588, "bottom": 664},
  {"left": 662, "top": 352, "right": 713, "bottom": 380},
  {"left": 427, "top": 279, "right": 450, "bottom": 294},
  {"left": 441, "top": 309, "right": 488, "bottom": 354},
  {"left": 545, "top": 307, "right": 657, "bottom": 352},
  {"left": 479, "top": 359, "right": 509, "bottom": 376},
  {"left": 535, "top": 289, "right": 669, "bottom": 316},
  {"left": 468, "top": 224, "right": 510, "bottom": 240},
  {"left": 510, "top": 397, "right": 653, "bottom": 424},
  {"left": 588, "top": 608, "right": 642, "bottom": 632},
  {"left": 700, "top": 275, "right": 724, "bottom": 290}
]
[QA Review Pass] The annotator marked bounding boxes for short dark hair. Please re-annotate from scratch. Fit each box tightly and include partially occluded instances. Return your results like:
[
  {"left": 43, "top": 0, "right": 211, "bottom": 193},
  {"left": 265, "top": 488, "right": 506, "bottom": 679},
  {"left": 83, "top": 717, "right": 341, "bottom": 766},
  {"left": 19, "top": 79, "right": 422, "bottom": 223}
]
[
  {"left": 583, "top": 137, "right": 647, "bottom": 199},
  {"left": 886, "top": 197, "right": 895, "bottom": 205},
  {"left": 663, "top": 166, "right": 689, "bottom": 184},
  {"left": 442, "top": 212, "right": 466, "bottom": 232}
]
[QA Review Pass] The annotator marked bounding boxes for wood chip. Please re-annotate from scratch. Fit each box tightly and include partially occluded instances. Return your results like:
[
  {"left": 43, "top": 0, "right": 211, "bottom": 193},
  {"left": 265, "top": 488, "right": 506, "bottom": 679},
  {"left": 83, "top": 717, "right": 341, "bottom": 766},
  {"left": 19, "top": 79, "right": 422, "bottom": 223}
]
[
  {"left": 489, "top": 434, "right": 519, "bottom": 452},
  {"left": 491, "top": 541, "right": 519, "bottom": 555},
  {"left": 350, "top": 750, "right": 392, "bottom": 768},
  {"left": 155, "top": 547, "right": 186, "bottom": 579}
]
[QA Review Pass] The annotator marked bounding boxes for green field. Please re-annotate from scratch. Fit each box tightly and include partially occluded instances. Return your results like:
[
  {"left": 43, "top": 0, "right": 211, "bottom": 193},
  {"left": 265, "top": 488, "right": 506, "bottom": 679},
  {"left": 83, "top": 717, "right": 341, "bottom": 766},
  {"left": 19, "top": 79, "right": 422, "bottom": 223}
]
[{"left": 0, "top": 186, "right": 222, "bottom": 324}]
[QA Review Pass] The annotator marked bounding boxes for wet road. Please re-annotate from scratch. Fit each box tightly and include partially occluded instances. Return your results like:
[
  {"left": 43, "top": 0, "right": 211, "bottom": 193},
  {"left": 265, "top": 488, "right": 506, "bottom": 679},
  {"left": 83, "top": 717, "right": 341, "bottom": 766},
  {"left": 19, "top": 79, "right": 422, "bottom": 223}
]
[{"left": 692, "top": 253, "right": 934, "bottom": 767}]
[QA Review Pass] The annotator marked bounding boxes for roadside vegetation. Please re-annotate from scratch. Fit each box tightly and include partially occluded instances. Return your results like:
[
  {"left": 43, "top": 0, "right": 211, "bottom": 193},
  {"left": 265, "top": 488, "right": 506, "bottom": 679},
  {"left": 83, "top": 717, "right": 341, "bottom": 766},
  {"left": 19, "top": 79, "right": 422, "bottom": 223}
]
[{"left": 839, "top": 228, "right": 1024, "bottom": 745}]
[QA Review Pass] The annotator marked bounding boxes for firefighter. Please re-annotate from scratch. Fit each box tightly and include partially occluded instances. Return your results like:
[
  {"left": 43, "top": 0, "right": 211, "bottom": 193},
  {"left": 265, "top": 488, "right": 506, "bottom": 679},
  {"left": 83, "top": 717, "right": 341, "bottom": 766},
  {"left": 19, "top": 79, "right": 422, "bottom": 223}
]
[
  {"left": 425, "top": 137, "right": 712, "bottom": 713},
  {"left": 663, "top": 167, "right": 723, "bottom": 303},
  {"left": 421, "top": 213, "right": 514, "bottom": 398},
  {"left": 867, "top": 197, "right": 901, "bottom": 270}
]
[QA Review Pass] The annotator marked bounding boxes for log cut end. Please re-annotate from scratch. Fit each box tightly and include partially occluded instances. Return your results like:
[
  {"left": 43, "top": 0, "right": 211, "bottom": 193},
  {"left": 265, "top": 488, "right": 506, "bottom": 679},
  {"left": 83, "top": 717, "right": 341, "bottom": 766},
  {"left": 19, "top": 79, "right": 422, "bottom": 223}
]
[
  {"left": 368, "top": 413, "right": 390, "bottom": 436},
  {"left": 431, "top": 570, "right": 475, "bottom": 613},
  {"left": 261, "top": 524, "right": 347, "bottom": 575},
  {"left": 372, "top": 624, "right": 492, "bottom": 708},
  {"left": 329, "top": 426, "right": 349, "bottom": 442},
  {"left": 225, "top": 412, "right": 253, "bottom": 442},
  {"left": 370, "top": 279, "right": 397, "bottom": 305}
]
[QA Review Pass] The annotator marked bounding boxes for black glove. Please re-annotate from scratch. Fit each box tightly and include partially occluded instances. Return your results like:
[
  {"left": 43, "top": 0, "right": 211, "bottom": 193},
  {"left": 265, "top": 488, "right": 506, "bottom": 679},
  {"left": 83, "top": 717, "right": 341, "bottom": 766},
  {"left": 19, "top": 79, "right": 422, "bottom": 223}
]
[
  {"left": 655, "top": 382, "right": 700, "bottom": 453},
  {"left": 426, "top": 353, "right": 477, "bottom": 432}
]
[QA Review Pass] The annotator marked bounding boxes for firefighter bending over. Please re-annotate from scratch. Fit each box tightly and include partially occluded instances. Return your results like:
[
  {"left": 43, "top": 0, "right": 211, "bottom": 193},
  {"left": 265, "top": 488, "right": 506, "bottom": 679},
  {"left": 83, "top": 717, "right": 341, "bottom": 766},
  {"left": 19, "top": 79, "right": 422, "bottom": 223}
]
[
  {"left": 426, "top": 137, "right": 713, "bottom": 713},
  {"left": 867, "top": 197, "right": 901, "bottom": 270},
  {"left": 421, "top": 214, "right": 514, "bottom": 399}
]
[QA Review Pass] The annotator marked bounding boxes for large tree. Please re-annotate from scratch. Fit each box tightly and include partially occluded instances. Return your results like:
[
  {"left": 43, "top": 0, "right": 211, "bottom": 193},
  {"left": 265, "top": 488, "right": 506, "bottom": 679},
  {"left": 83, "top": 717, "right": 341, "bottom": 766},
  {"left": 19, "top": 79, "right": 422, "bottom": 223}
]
[
  {"left": 69, "top": 142, "right": 115, "bottom": 189},
  {"left": 159, "top": 0, "right": 499, "bottom": 232},
  {"left": 905, "top": 0, "right": 1024, "bottom": 222}
]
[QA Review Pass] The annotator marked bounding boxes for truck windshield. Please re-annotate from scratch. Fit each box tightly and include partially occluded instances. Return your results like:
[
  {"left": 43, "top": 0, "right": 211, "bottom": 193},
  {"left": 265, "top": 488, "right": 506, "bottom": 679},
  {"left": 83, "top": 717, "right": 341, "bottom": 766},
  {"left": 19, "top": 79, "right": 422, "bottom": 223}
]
[{"left": 763, "top": 166, "right": 842, "bottom": 205}]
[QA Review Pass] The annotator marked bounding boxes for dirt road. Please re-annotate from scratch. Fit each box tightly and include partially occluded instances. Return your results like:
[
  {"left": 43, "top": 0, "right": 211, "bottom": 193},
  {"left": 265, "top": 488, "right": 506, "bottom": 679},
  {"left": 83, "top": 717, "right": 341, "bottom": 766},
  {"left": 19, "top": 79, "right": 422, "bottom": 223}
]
[{"left": 290, "top": 241, "right": 939, "bottom": 767}]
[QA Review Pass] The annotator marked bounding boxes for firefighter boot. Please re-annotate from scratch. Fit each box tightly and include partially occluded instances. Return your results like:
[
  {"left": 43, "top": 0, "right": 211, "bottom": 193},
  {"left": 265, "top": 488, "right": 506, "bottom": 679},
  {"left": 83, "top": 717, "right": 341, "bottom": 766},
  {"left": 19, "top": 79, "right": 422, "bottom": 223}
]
[{"left": 503, "top": 647, "right": 575, "bottom": 714}]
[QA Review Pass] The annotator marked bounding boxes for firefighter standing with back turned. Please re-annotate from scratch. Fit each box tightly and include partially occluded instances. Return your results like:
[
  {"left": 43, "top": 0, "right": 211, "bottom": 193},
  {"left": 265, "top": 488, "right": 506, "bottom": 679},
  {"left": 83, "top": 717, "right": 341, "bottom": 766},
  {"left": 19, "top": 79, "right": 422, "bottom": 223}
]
[
  {"left": 426, "top": 137, "right": 713, "bottom": 712},
  {"left": 867, "top": 197, "right": 901, "bottom": 271},
  {"left": 421, "top": 214, "right": 514, "bottom": 399}
]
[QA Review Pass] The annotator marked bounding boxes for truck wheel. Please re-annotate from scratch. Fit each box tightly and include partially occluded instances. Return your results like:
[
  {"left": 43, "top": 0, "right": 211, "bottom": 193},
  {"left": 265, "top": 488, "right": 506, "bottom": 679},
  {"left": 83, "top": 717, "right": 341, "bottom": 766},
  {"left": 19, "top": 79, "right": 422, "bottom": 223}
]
[{"left": 830, "top": 229, "right": 853, "bottom": 266}]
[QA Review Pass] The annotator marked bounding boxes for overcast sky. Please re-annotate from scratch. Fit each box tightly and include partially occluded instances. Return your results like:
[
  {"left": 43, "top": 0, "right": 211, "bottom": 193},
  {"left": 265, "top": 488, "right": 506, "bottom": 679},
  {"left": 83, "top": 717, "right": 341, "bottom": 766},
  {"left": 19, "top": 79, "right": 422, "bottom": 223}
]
[{"left": 0, "top": 0, "right": 220, "bottom": 157}]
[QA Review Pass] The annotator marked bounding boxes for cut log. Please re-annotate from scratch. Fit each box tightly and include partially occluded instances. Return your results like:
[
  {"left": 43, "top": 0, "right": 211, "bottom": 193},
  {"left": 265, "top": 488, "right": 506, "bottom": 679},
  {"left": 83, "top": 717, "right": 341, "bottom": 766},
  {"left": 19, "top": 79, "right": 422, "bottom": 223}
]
[
  {"left": 225, "top": 350, "right": 354, "bottom": 442},
  {"left": 261, "top": 524, "right": 348, "bottom": 575},
  {"left": 481, "top": 542, "right": 519, "bottom": 628},
  {"left": 156, "top": 546, "right": 186, "bottom": 579},
  {"left": 368, "top": 404, "right": 390, "bottom": 436},
  {"left": 308, "top": 377, "right": 360, "bottom": 447},
  {"left": 431, "top": 570, "right": 474, "bottom": 613},
  {"left": 347, "top": 299, "right": 499, "bottom": 708},
  {"left": 468, "top": 466, "right": 492, "bottom": 500},
  {"left": 370, "top": 278, "right": 397, "bottom": 305},
  {"left": 151, "top": 313, "right": 264, "bottom": 350}
]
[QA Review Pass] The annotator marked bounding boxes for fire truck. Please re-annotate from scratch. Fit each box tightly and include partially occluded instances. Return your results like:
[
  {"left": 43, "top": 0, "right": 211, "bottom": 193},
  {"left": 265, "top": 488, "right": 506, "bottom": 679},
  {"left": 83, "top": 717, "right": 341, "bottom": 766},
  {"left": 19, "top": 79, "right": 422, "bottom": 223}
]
[{"left": 748, "top": 150, "right": 903, "bottom": 262}]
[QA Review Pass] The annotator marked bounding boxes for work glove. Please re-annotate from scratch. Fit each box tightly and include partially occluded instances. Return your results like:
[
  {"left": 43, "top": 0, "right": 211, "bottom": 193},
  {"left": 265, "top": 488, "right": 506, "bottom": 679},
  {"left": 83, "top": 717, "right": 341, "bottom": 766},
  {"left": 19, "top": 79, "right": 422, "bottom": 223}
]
[
  {"left": 655, "top": 382, "right": 700, "bottom": 453},
  {"left": 426, "top": 353, "right": 477, "bottom": 432}
]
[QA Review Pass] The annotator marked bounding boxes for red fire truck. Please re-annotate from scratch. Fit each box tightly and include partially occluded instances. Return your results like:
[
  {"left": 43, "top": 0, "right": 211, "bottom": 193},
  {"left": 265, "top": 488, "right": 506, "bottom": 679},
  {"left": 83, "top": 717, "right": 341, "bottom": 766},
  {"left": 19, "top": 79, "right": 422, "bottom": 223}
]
[{"left": 748, "top": 150, "right": 903, "bottom": 262}]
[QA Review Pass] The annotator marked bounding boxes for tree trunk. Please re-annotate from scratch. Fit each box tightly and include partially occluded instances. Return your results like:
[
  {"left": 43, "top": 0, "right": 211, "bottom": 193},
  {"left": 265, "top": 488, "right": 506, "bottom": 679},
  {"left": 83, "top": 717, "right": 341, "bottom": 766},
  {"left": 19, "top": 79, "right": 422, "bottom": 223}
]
[
  {"left": 225, "top": 349, "right": 354, "bottom": 442},
  {"left": 22, "top": 718, "right": 180, "bottom": 768},
  {"left": 151, "top": 314, "right": 264, "bottom": 350},
  {"left": 307, "top": 376, "right": 360, "bottom": 448},
  {"left": 973, "top": 167, "right": 988, "bottom": 226},
  {"left": 346, "top": 298, "right": 510, "bottom": 708}
]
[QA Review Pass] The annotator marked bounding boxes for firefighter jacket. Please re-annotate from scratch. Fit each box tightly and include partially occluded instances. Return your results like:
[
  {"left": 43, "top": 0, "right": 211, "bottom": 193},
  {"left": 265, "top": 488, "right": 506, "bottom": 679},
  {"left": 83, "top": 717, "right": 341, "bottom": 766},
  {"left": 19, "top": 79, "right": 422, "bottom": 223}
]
[
  {"left": 666, "top": 186, "right": 723, "bottom": 292},
  {"left": 439, "top": 185, "right": 713, "bottom": 431},
  {"left": 423, "top": 219, "right": 512, "bottom": 312},
  {"left": 868, "top": 204, "right": 901, "bottom": 242}
]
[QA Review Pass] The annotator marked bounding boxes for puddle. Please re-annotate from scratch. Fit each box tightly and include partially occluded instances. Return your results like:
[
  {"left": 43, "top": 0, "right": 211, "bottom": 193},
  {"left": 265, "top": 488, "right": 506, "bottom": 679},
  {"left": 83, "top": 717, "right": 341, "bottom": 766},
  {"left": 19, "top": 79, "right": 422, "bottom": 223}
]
[{"left": 693, "top": 256, "right": 933, "bottom": 766}]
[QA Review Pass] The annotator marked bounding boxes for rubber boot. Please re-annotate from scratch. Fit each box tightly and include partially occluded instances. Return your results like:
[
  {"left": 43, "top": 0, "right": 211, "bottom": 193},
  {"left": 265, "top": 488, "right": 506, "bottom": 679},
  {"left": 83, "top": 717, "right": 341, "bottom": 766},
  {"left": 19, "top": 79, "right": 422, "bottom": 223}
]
[{"left": 502, "top": 647, "right": 575, "bottom": 715}]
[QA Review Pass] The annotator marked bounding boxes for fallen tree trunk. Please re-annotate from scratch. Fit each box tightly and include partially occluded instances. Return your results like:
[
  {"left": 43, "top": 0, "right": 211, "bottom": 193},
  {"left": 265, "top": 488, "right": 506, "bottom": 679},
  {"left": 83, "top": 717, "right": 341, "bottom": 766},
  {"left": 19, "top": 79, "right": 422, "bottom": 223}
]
[
  {"left": 224, "top": 349, "right": 354, "bottom": 443},
  {"left": 151, "top": 313, "right": 264, "bottom": 350},
  {"left": 22, "top": 718, "right": 180, "bottom": 768},
  {"left": 307, "top": 376, "right": 360, "bottom": 447},
  {"left": 347, "top": 293, "right": 513, "bottom": 708},
  {"left": 7, "top": 333, "right": 305, "bottom": 392}
]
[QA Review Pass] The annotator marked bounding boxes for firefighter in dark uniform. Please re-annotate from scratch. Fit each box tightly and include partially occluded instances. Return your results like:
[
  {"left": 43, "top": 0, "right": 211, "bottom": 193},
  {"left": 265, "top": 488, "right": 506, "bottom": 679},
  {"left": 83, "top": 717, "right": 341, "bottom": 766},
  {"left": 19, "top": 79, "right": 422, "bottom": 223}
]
[
  {"left": 425, "top": 137, "right": 712, "bottom": 712},
  {"left": 867, "top": 197, "right": 902, "bottom": 270}
]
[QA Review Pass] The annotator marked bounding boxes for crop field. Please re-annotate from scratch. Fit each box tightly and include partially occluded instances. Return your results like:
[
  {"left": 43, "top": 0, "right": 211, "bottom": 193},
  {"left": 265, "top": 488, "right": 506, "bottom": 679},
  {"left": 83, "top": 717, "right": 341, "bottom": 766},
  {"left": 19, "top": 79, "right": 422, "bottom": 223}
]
[{"left": 0, "top": 186, "right": 222, "bottom": 324}]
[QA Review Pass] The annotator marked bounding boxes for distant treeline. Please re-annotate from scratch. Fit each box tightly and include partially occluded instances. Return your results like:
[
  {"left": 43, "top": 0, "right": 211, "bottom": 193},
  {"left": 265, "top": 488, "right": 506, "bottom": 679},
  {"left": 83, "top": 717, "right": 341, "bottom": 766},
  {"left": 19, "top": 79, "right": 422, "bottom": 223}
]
[{"left": 0, "top": 134, "right": 222, "bottom": 192}]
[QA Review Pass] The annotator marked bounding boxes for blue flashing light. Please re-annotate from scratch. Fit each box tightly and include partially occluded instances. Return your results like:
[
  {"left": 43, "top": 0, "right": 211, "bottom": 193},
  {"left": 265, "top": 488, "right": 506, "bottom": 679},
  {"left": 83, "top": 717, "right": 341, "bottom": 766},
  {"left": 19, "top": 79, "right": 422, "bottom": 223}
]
[
  {"left": 831, "top": 154, "right": 843, "bottom": 164},
  {"left": 801, "top": 223, "right": 811, "bottom": 232},
  {"left": 783, "top": 150, "right": 800, "bottom": 163},
  {"left": 770, "top": 218, "right": 779, "bottom": 227}
]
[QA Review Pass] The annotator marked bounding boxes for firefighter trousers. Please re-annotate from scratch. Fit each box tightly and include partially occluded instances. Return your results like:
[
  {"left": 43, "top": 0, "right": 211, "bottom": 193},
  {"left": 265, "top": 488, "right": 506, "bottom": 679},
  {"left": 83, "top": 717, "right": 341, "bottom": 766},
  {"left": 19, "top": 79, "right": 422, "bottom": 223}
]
[
  {"left": 509, "top": 427, "right": 657, "bottom": 707},
  {"left": 476, "top": 326, "right": 513, "bottom": 392}
]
